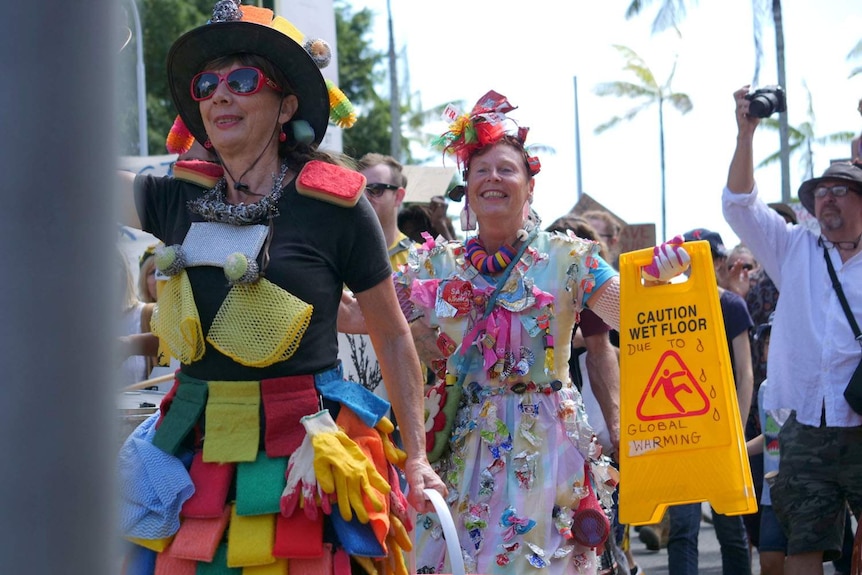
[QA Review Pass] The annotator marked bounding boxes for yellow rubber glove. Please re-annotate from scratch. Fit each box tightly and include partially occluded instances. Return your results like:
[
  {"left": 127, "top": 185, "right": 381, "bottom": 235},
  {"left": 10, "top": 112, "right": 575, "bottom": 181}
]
[
  {"left": 353, "top": 556, "right": 380, "bottom": 575},
  {"left": 378, "top": 514, "right": 412, "bottom": 575},
  {"left": 375, "top": 417, "right": 407, "bottom": 468},
  {"left": 301, "top": 410, "right": 390, "bottom": 523}
]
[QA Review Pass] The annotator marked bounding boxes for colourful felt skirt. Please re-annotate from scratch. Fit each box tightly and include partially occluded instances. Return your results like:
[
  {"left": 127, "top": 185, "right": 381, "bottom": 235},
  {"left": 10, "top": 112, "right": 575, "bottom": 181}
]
[{"left": 118, "top": 364, "right": 403, "bottom": 575}]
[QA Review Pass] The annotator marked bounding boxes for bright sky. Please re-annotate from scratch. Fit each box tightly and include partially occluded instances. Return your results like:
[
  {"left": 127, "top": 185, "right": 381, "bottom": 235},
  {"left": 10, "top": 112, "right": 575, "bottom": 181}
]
[{"left": 353, "top": 0, "right": 861, "bottom": 248}]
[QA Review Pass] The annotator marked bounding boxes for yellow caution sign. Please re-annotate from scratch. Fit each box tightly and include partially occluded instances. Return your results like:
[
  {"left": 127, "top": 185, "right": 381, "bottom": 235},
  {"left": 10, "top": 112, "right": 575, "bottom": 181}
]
[{"left": 617, "top": 240, "right": 756, "bottom": 525}]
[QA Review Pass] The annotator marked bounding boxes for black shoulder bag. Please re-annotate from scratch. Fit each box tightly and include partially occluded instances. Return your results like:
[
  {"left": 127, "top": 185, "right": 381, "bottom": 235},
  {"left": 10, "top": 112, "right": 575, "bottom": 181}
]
[{"left": 823, "top": 246, "right": 862, "bottom": 415}]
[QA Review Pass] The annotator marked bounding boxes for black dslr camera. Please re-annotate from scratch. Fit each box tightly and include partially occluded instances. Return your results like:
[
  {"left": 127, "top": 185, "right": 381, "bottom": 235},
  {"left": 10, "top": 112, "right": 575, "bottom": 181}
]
[{"left": 745, "top": 85, "right": 786, "bottom": 118}]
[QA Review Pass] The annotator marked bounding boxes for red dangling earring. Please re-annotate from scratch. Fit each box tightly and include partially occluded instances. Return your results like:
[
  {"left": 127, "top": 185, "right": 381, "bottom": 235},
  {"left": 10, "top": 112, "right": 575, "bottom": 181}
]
[
  {"left": 278, "top": 131, "right": 287, "bottom": 143},
  {"left": 203, "top": 139, "right": 212, "bottom": 149}
]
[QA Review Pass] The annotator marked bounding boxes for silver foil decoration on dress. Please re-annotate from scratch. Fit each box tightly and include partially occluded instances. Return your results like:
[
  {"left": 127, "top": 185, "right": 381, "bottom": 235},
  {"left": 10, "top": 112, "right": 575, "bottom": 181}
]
[{"left": 181, "top": 222, "right": 268, "bottom": 268}]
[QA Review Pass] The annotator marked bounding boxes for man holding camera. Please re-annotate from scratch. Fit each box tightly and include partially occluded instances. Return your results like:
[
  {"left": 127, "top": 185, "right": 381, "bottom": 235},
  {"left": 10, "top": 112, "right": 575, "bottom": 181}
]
[{"left": 723, "top": 85, "right": 862, "bottom": 575}]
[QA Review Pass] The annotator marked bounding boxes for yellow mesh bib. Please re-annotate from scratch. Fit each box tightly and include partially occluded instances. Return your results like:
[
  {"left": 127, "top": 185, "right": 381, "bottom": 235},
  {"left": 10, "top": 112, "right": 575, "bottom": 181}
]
[
  {"left": 151, "top": 271, "right": 205, "bottom": 364},
  {"left": 207, "top": 278, "right": 313, "bottom": 367}
]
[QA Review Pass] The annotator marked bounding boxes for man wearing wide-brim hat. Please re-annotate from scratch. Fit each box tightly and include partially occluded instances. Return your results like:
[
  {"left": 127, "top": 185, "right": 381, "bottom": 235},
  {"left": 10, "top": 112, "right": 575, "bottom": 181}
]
[{"left": 723, "top": 85, "right": 862, "bottom": 575}]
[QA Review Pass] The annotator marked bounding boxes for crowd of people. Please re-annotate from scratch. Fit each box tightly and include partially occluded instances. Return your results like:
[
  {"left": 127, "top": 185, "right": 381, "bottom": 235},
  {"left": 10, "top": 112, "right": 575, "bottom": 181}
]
[{"left": 113, "top": 2, "right": 861, "bottom": 575}]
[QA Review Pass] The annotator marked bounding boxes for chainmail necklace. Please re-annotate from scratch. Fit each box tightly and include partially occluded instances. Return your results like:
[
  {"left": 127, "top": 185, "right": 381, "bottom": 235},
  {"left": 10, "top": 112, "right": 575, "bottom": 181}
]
[{"left": 188, "top": 161, "right": 290, "bottom": 225}]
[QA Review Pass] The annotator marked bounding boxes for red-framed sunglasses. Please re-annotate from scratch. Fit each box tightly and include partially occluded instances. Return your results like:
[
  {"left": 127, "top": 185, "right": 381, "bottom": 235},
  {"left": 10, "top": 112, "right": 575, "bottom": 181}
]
[{"left": 190, "top": 67, "right": 281, "bottom": 101}]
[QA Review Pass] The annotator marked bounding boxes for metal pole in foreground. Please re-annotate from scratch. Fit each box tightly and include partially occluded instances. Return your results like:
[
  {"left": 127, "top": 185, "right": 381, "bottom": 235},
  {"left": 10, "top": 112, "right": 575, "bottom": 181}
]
[
  {"left": 573, "top": 76, "right": 584, "bottom": 199},
  {"left": 129, "top": 0, "right": 149, "bottom": 156},
  {"left": 387, "top": 0, "right": 401, "bottom": 161},
  {"left": 0, "top": 2, "right": 116, "bottom": 574}
]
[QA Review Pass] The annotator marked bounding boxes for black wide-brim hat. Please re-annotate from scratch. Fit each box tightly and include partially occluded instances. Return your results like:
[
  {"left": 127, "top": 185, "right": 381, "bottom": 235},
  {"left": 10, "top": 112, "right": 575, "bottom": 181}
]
[
  {"left": 797, "top": 161, "right": 862, "bottom": 215},
  {"left": 167, "top": 17, "right": 329, "bottom": 147}
]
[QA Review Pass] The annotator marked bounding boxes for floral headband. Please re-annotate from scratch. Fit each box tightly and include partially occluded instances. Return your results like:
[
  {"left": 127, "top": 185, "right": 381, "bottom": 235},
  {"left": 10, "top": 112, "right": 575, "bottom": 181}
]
[{"left": 432, "top": 90, "right": 541, "bottom": 180}]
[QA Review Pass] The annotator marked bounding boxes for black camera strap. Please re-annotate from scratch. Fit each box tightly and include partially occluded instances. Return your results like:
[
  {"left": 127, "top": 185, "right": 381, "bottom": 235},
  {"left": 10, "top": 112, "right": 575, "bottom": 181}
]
[{"left": 823, "top": 247, "right": 862, "bottom": 346}]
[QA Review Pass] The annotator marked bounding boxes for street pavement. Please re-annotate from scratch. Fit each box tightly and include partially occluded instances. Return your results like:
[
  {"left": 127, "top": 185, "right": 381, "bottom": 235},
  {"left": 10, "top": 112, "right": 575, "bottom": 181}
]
[{"left": 625, "top": 504, "right": 840, "bottom": 575}]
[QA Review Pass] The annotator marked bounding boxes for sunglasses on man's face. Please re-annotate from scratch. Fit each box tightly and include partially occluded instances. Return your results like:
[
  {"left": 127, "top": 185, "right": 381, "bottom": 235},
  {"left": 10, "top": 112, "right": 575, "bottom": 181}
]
[
  {"left": 191, "top": 67, "right": 280, "bottom": 101},
  {"left": 364, "top": 183, "right": 400, "bottom": 198}
]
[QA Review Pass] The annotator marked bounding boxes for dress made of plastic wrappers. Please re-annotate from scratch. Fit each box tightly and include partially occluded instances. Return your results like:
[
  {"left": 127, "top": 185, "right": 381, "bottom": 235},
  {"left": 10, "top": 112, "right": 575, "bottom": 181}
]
[{"left": 399, "top": 231, "right": 618, "bottom": 575}]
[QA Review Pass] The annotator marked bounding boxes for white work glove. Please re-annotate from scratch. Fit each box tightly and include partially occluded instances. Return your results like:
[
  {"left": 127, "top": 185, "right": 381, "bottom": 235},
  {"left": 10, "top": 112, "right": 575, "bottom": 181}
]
[
  {"left": 281, "top": 433, "right": 330, "bottom": 520},
  {"left": 641, "top": 235, "right": 691, "bottom": 282}
]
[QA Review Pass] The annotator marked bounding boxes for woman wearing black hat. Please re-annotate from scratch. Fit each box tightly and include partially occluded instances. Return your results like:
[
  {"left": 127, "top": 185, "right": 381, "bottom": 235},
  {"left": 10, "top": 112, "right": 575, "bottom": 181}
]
[{"left": 117, "top": 1, "right": 444, "bottom": 572}]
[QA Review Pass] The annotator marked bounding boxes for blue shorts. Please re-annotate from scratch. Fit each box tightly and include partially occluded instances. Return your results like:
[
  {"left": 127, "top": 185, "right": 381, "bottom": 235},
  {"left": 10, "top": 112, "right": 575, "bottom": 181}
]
[{"left": 757, "top": 505, "right": 788, "bottom": 554}]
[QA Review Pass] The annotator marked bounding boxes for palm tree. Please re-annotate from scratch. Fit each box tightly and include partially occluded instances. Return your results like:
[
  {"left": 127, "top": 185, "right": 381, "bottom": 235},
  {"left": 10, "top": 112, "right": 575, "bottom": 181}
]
[
  {"left": 756, "top": 83, "right": 855, "bottom": 180},
  {"left": 624, "top": 0, "right": 688, "bottom": 35},
  {"left": 594, "top": 45, "right": 693, "bottom": 241},
  {"left": 848, "top": 38, "right": 862, "bottom": 78},
  {"left": 625, "top": 0, "right": 793, "bottom": 202}
]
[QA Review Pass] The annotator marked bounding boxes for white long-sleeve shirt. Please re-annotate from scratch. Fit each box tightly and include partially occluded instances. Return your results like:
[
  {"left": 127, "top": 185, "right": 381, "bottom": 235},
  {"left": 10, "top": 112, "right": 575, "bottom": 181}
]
[{"left": 723, "top": 185, "right": 862, "bottom": 428}]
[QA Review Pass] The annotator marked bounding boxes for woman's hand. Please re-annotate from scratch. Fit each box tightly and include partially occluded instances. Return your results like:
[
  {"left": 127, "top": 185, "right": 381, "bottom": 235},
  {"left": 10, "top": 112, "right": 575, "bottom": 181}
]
[
  {"left": 403, "top": 455, "right": 447, "bottom": 514},
  {"left": 336, "top": 290, "right": 367, "bottom": 334},
  {"left": 641, "top": 235, "right": 690, "bottom": 283}
]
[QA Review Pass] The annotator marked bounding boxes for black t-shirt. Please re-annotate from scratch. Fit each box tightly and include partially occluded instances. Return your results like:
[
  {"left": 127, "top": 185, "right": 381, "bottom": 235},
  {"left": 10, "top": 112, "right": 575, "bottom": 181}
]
[
  {"left": 719, "top": 288, "right": 754, "bottom": 380},
  {"left": 135, "top": 173, "right": 391, "bottom": 381}
]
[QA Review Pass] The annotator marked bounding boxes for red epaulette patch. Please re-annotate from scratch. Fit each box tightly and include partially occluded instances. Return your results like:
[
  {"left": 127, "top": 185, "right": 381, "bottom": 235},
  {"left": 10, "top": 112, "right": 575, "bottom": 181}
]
[
  {"left": 296, "top": 160, "right": 365, "bottom": 207},
  {"left": 172, "top": 160, "right": 224, "bottom": 189}
]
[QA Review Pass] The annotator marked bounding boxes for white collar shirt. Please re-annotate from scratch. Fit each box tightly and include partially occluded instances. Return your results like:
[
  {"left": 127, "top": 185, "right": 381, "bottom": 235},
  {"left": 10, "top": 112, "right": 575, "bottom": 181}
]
[{"left": 722, "top": 185, "right": 862, "bottom": 427}]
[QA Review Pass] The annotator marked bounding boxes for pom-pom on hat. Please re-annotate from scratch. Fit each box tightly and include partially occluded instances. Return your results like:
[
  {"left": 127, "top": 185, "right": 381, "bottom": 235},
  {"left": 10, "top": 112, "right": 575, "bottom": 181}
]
[
  {"left": 433, "top": 90, "right": 541, "bottom": 181},
  {"left": 167, "top": 0, "right": 355, "bottom": 149}
]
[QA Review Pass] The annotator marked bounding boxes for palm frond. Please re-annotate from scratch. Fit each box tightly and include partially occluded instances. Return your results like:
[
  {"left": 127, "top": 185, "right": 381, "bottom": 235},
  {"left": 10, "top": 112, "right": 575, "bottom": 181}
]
[
  {"left": 847, "top": 38, "right": 862, "bottom": 59},
  {"left": 594, "top": 116, "right": 626, "bottom": 135},
  {"left": 594, "top": 103, "right": 653, "bottom": 134},
  {"left": 802, "top": 81, "right": 815, "bottom": 125},
  {"left": 849, "top": 65, "right": 862, "bottom": 79},
  {"left": 796, "top": 121, "right": 815, "bottom": 140},
  {"left": 757, "top": 141, "right": 802, "bottom": 168},
  {"left": 624, "top": 0, "right": 650, "bottom": 19},
  {"left": 759, "top": 117, "right": 780, "bottom": 130},
  {"left": 666, "top": 93, "right": 693, "bottom": 114},
  {"left": 594, "top": 81, "right": 654, "bottom": 99},
  {"left": 526, "top": 143, "right": 557, "bottom": 155},
  {"left": 756, "top": 150, "right": 781, "bottom": 169},
  {"left": 611, "top": 45, "right": 647, "bottom": 70},
  {"left": 749, "top": 0, "right": 770, "bottom": 85},
  {"left": 611, "top": 45, "right": 660, "bottom": 90},
  {"left": 758, "top": 118, "right": 803, "bottom": 141},
  {"left": 626, "top": 63, "right": 660, "bottom": 88},
  {"left": 652, "top": 0, "right": 687, "bottom": 34},
  {"left": 816, "top": 131, "right": 856, "bottom": 145}
]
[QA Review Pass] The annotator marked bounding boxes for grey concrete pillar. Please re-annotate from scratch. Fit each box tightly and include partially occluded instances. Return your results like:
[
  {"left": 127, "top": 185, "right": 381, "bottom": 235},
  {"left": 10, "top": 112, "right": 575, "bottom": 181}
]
[{"left": 0, "top": 1, "right": 117, "bottom": 573}]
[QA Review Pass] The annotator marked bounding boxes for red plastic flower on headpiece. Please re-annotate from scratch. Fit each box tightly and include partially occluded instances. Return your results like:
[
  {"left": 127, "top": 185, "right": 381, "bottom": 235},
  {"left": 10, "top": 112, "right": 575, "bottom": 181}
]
[{"left": 474, "top": 121, "right": 505, "bottom": 147}]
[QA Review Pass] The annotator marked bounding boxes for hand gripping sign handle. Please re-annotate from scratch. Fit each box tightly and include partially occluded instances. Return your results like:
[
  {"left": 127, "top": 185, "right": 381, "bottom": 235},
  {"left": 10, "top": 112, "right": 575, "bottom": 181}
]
[{"left": 423, "top": 488, "right": 467, "bottom": 575}]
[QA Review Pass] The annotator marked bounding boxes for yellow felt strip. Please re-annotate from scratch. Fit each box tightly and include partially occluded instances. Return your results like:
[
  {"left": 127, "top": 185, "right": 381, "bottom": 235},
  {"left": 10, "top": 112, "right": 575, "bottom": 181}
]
[
  {"left": 202, "top": 381, "right": 260, "bottom": 463},
  {"left": 226, "top": 506, "right": 276, "bottom": 567},
  {"left": 126, "top": 535, "right": 173, "bottom": 553}
]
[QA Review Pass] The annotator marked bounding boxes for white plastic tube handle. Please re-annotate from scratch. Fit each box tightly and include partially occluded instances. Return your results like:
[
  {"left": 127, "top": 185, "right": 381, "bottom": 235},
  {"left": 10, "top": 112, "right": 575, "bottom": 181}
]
[{"left": 423, "top": 488, "right": 466, "bottom": 575}]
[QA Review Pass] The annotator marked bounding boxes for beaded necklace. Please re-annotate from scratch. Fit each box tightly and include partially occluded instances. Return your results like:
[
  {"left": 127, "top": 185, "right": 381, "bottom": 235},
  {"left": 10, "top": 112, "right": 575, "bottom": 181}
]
[
  {"left": 465, "top": 237, "right": 517, "bottom": 274},
  {"left": 188, "top": 161, "right": 289, "bottom": 226}
]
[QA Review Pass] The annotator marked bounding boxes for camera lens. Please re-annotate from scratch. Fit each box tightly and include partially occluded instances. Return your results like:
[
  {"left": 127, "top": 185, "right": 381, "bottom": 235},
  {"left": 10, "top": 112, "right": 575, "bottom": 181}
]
[
  {"left": 745, "top": 86, "right": 786, "bottom": 118},
  {"left": 748, "top": 94, "right": 778, "bottom": 118}
]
